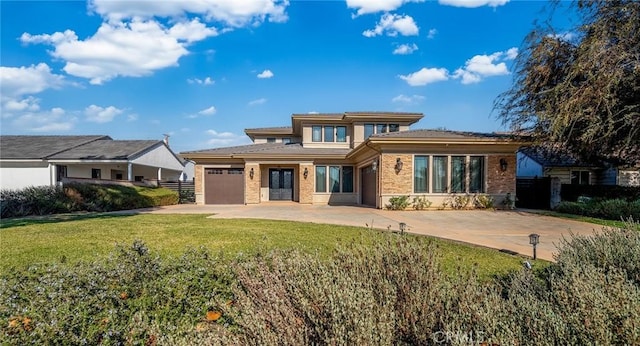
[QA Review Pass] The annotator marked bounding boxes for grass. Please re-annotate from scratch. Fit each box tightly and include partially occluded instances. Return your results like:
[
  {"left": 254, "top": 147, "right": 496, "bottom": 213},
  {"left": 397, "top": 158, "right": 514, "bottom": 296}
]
[
  {"left": 0, "top": 213, "right": 528, "bottom": 278},
  {"left": 531, "top": 210, "right": 640, "bottom": 231}
]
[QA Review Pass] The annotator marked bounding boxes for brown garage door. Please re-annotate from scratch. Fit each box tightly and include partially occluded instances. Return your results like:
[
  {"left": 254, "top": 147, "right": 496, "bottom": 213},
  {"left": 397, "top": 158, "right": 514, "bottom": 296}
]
[
  {"left": 361, "top": 165, "right": 377, "bottom": 207},
  {"left": 205, "top": 168, "right": 245, "bottom": 204}
]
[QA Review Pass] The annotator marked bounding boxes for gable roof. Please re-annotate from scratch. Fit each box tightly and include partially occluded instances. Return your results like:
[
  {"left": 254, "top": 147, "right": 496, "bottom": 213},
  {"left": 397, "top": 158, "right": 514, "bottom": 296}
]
[
  {"left": 0, "top": 135, "right": 177, "bottom": 163},
  {"left": 0, "top": 135, "right": 109, "bottom": 159},
  {"left": 519, "top": 146, "right": 600, "bottom": 168}
]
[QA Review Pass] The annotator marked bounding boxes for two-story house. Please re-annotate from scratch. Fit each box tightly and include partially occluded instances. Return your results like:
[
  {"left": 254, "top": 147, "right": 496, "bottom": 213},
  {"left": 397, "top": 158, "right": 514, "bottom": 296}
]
[{"left": 180, "top": 112, "right": 526, "bottom": 208}]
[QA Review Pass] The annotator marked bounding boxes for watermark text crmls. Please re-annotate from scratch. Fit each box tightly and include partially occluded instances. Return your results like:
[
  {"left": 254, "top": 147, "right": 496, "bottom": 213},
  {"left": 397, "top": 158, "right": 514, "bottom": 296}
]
[{"left": 431, "top": 330, "right": 487, "bottom": 344}]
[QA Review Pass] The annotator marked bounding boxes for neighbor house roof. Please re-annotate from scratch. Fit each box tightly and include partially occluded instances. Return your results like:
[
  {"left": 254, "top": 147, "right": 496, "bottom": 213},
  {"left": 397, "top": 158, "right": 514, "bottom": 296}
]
[
  {"left": 181, "top": 142, "right": 350, "bottom": 159},
  {"left": 48, "top": 140, "right": 163, "bottom": 160},
  {"left": 519, "top": 146, "right": 599, "bottom": 168},
  {"left": 0, "top": 135, "right": 110, "bottom": 159},
  {"left": 0, "top": 135, "right": 178, "bottom": 163}
]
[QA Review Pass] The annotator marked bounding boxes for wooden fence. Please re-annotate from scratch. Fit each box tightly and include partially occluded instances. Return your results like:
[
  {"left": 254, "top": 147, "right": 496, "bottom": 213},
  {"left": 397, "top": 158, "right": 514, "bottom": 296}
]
[{"left": 159, "top": 180, "right": 195, "bottom": 204}]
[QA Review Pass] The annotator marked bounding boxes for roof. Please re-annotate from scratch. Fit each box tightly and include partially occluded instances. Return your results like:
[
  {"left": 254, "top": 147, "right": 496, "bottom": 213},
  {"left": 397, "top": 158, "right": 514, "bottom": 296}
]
[
  {"left": 181, "top": 142, "right": 350, "bottom": 159},
  {"left": 519, "top": 146, "right": 599, "bottom": 168},
  {"left": 371, "top": 129, "right": 516, "bottom": 140},
  {"left": 0, "top": 135, "right": 109, "bottom": 159},
  {"left": 0, "top": 135, "right": 168, "bottom": 161},
  {"left": 48, "top": 140, "right": 162, "bottom": 160}
]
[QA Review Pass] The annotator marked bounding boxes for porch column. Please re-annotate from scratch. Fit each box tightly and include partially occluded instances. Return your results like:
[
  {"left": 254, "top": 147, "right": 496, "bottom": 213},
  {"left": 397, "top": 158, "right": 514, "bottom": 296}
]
[
  {"left": 127, "top": 162, "right": 133, "bottom": 181},
  {"left": 245, "top": 162, "right": 261, "bottom": 204},
  {"left": 299, "top": 163, "right": 314, "bottom": 204},
  {"left": 50, "top": 163, "right": 57, "bottom": 186},
  {"left": 157, "top": 167, "right": 162, "bottom": 181}
]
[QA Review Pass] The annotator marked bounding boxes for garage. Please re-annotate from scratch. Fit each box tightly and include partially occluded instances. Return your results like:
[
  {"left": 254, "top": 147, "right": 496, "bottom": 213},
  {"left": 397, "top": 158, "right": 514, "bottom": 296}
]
[
  {"left": 204, "top": 168, "right": 245, "bottom": 204},
  {"left": 360, "top": 165, "right": 377, "bottom": 207}
]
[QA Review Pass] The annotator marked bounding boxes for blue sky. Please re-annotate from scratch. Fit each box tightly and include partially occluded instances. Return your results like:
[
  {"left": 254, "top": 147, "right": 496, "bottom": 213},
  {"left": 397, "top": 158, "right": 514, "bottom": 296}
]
[{"left": 0, "top": 0, "right": 573, "bottom": 153}]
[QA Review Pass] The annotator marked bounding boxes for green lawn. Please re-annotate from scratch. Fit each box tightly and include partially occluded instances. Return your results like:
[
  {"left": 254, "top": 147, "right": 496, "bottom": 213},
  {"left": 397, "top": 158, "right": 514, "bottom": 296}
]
[
  {"left": 0, "top": 213, "right": 529, "bottom": 278},
  {"left": 531, "top": 210, "right": 640, "bottom": 231}
]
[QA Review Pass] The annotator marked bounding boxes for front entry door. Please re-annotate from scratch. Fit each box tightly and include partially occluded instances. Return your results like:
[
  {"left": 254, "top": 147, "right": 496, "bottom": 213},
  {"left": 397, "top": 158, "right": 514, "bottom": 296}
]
[{"left": 269, "top": 169, "right": 294, "bottom": 201}]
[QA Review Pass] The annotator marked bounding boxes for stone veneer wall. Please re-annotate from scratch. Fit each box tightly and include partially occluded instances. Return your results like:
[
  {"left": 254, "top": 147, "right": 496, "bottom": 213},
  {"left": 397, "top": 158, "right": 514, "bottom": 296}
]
[
  {"left": 381, "top": 153, "right": 413, "bottom": 195},
  {"left": 486, "top": 154, "right": 516, "bottom": 195},
  {"left": 245, "top": 163, "right": 260, "bottom": 204},
  {"left": 299, "top": 164, "right": 314, "bottom": 204}
]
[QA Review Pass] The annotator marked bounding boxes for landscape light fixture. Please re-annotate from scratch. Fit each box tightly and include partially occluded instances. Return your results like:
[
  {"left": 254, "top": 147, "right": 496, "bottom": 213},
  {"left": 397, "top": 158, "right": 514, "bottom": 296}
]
[
  {"left": 395, "top": 157, "right": 404, "bottom": 173},
  {"left": 529, "top": 233, "right": 540, "bottom": 260},
  {"left": 399, "top": 222, "right": 407, "bottom": 234},
  {"left": 500, "top": 158, "right": 508, "bottom": 172},
  {"left": 303, "top": 167, "right": 309, "bottom": 179},
  {"left": 249, "top": 168, "right": 254, "bottom": 179}
]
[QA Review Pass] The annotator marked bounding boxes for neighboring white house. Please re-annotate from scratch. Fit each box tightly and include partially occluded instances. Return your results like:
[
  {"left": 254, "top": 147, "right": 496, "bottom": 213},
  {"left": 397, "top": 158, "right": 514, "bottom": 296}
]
[
  {"left": 517, "top": 146, "right": 639, "bottom": 186},
  {"left": 0, "top": 135, "right": 186, "bottom": 190}
]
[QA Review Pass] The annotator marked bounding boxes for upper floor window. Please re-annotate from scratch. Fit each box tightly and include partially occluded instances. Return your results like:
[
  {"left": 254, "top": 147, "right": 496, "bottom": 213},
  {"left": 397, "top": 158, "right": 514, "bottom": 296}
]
[
  {"left": 312, "top": 125, "right": 347, "bottom": 143},
  {"left": 364, "top": 123, "right": 400, "bottom": 138},
  {"left": 267, "top": 137, "right": 276, "bottom": 143},
  {"left": 283, "top": 138, "right": 291, "bottom": 144}
]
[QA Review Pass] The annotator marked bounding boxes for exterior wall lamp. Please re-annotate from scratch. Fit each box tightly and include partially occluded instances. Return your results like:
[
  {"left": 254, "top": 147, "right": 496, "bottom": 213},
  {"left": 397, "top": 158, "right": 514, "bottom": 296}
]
[
  {"left": 529, "top": 233, "right": 540, "bottom": 260},
  {"left": 249, "top": 168, "right": 254, "bottom": 179},
  {"left": 303, "top": 167, "right": 309, "bottom": 179},
  {"left": 500, "top": 158, "right": 508, "bottom": 172},
  {"left": 395, "top": 157, "right": 403, "bottom": 173}
]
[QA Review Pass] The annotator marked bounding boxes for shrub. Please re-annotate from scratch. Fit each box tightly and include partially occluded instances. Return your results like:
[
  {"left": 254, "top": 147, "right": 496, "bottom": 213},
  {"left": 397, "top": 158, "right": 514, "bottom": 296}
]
[
  {"left": 0, "top": 185, "right": 76, "bottom": 218},
  {"left": 412, "top": 196, "right": 432, "bottom": 210},
  {"left": 473, "top": 195, "right": 494, "bottom": 209},
  {"left": 555, "top": 198, "right": 640, "bottom": 221},
  {"left": 386, "top": 195, "right": 410, "bottom": 210}
]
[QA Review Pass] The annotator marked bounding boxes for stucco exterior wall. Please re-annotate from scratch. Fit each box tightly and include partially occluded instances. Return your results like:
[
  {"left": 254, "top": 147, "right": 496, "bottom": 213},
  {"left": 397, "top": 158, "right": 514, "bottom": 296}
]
[
  {"left": 131, "top": 144, "right": 184, "bottom": 171},
  {"left": 0, "top": 163, "right": 51, "bottom": 190}
]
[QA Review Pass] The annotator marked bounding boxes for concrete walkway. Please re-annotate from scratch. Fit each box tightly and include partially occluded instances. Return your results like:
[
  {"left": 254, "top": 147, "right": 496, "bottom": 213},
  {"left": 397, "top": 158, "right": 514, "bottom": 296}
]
[{"left": 141, "top": 203, "right": 605, "bottom": 261}]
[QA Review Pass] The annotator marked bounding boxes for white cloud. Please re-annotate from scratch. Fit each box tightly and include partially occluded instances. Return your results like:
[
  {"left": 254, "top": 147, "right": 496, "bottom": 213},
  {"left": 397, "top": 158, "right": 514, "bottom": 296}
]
[
  {"left": 11, "top": 107, "right": 75, "bottom": 132},
  {"left": 392, "top": 94, "right": 425, "bottom": 103},
  {"left": 127, "top": 113, "right": 139, "bottom": 122},
  {"left": 427, "top": 28, "right": 437, "bottom": 39},
  {"left": 438, "top": 0, "right": 509, "bottom": 8},
  {"left": 88, "top": 0, "right": 289, "bottom": 27},
  {"left": 2, "top": 96, "right": 41, "bottom": 114},
  {"left": 363, "top": 13, "right": 419, "bottom": 37},
  {"left": 549, "top": 32, "right": 576, "bottom": 42},
  {"left": 199, "top": 106, "right": 217, "bottom": 116},
  {"left": 346, "top": 0, "right": 424, "bottom": 16},
  {"left": 393, "top": 43, "right": 418, "bottom": 55},
  {"left": 0, "top": 63, "right": 64, "bottom": 97},
  {"left": 21, "top": 19, "right": 217, "bottom": 85},
  {"left": 187, "top": 77, "right": 215, "bottom": 85},
  {"left": 452, "top": 48, "right": 515, "bottom": 84},
  {"left": 85, "top": 104, "right": 124, "bottom": 123},
  {"left": 398, "top": 67, "right": 449, "bottom": 86},
  {"left": 248, "top": 98, "right": 267, "bottom": 106},
  {"left": 204, "top": 129, "right": 249, "bottom": 147},
  {"left": 257, "top": 69, "right": 274, "bottom": 78}
]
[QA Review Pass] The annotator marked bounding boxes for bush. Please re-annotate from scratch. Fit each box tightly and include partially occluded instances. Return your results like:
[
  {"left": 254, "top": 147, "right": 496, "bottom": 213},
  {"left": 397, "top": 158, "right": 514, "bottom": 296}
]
[
  {"left": 561, "top": 184, "right": 640, "bottom": 202},
  {"left": 555, "top": 198, "right": 640, "bottom": 221},
  {"left": 473, "top": 195, "right": 494, "bottom": 209},
  {"left": 0, "top": 183, "right": 178, "bottom": 218},
  {"left": 386, "top": 195, "right": 410, "bottom": 210},
  {"left": 412, "top": 196, "right": 432, "bottom": 210}
]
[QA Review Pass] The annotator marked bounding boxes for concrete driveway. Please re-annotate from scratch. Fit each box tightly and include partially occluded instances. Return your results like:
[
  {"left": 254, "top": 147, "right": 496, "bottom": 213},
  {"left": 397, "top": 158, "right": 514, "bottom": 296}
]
[{"left": 142, "top": 203, "right": 605, "bottom": 261}]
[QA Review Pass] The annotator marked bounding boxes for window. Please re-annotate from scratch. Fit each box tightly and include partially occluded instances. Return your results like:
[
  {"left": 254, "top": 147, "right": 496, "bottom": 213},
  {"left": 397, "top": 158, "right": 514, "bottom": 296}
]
[
  {"left": 56, "top": 165, "right": 67, "bottom": 182},
  {"left": 91, "top": 168, "right": 101, "bottom": 179},
  {"left": 342, "top": 166, "right": 354, "bottom": 192},
  {"left": 283, "top": 138, "right": 291, "bottom": 144},
  {"left": 469, "top": 157, "right": 485, "bottom": 193},
  {"left": 135, "top": 176, "right": 144, "bottom": 182},
  {"left": 315, "top": 165, "right": 354, "bottom": 193},
  {"left": 116, "top": 173, "right": 123, "bottom": 180},
  {"left": 228, "top": 169, "right": 244, "bottom": 175},
  {"left": 336, "top": 126, "right": 347, "bottom": 142},
  {"left": 324, "top": 126, "right": 335, "bottom": 142},
  {"left": 376, "top": 124, "right": 387, "bottom": 134},
  {"left": 364, "top": 124, "right": 374, "bottom": 138},
  {"left": 414, "top": 156, "right": 428, "bottom": 193},
  {"left": 388, "top": 124, "right": 400, "bottom": 132},
  {"left": 451, "top": 156, "right": 466, "bottom": 193},
  {"left": 315, "top": 166, "right": 327, "bottom": 192},
  {"left": 329, "top": 166, "right": 340, "bottom": 192},
  {"left": 571, "top": 170, "right": 590, "bottom": 185},
  {"left": 207, "top": 169, "right": 223, "bottom": 174},
  {"left": 312, "top": 126, "right": 322, "bottom": 142},
  {"left": 267, "top": 137, "right": 276, "bottom": 143}
]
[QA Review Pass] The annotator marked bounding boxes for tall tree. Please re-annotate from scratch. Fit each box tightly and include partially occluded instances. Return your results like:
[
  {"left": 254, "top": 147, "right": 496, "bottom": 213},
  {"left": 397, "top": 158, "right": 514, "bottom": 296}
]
[{"left": 494, "top": 0, "right": 640, "bottom": 164}]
